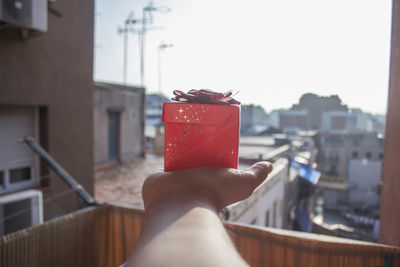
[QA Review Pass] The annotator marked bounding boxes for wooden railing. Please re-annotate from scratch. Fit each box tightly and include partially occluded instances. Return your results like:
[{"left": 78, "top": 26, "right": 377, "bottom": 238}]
[{"left": 0, "top": 204, "right": 399, "bottom": 267}]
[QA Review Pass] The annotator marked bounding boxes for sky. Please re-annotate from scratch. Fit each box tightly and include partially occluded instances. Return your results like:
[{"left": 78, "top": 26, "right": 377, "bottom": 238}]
[{"left": 94, "top": 0, "right": 392, "bottom": 114}]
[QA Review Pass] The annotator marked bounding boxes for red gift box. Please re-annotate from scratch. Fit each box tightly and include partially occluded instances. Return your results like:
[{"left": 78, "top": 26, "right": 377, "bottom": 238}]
[{"left": 162, "top": 102, "right": 240, "bottom": 171}]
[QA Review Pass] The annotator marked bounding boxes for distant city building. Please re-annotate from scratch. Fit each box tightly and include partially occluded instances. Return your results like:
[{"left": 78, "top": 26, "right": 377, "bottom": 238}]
[
  {"left": 371, "top": 114, "right": 385, "bottom": 133},
  {"left": 267, "top": 94, "right": 385, "bottom": 136},
  {"left": 226, "top": 135, "right": 319, "bottom": 232},
  {"left": 145, "top": 93, "right": 169, "bottom": 153},
  {"left": 318, "top": 132, "right": 384, "bottom": 214},
  {"left": 321, "top": 111, "right": 357, "bottom": 133},
  {"left": 278, "top": 110, "right": 309, "bottom": 131},
  {"left": 145, "top": 93, "right": 170, "bottom": 126},
  {"left": 348, "top": 159, "right": 382, "bottom": 211},
  {"left": 240, "top": 104, "right": 269, "bottom": 135},
  {"left": 349, "top": 109, "right": 386, "bottom": 134},
  {"left": 347, "top": 133, "right": 384, "bottom": 212},
  {"left": 292, "top": 93, "right": 348, "bottom": 130},
  {"left": 350, "top": 109, "right": 374, "bottom": 132},
  {"left": 267, "top": 109, "right": 281, "bottom": 129},
  {"left": 318, "top": 133, "right": 349, "bottom": 209}
]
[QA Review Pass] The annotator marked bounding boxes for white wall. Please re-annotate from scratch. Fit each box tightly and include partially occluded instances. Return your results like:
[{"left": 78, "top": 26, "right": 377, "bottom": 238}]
[{"left": 348, "top": 159, "right": 382, "bottom": 208}]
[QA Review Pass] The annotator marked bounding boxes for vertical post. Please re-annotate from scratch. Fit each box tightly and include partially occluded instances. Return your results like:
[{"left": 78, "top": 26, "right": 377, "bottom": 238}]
[
  {"left": 123, "top": 22, "right": 128, "bottom": 84},
  {"left": 157, "top": 43, "right": 172, "bottom": 96},
  {"left": 158, "top": 45, "right": 162, "bottom": 95},
  {"left": 141, "top": 87, "right": 146, "bottom": 157},
  {"left": 119, "top": 12, "right": 135, "bottom": 84},
  {"left": 140, "top": 9, "right": 146, "bottom": 86}
]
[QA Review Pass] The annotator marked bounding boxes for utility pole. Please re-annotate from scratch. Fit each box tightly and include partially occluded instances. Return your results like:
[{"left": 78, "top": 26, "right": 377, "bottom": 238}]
[
  {"left": 158, "top": 42, "right": 173, "bottom": 95},
  {"left": 118, "top": 12, "right": 136, "bottom": 84},
  {"left": 118, "top": 3, "right": 170, "bottom": 87},
  {"left": 138, "top": 2, "right": 171, "bottom": 87}
]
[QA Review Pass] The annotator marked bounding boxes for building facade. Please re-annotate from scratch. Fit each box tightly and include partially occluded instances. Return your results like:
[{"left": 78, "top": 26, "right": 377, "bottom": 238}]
[
  {"left": 144, "top": 93, "right": 169, "bottom": 154},
  {"left": 94, "top": 82, "right": 145, "bottom": 167},
  {"left": 318, "top": 133, "right": 384, "bottom": 213},
  {"left": 321, "top": 111, "right": 357, "bottom": 133},
  {"left": 278, "top": 110, "right": 309, "bottom": 131},
  {"left": 240, "top": 104, "right": 269, "bottom": 135},
  {"left": 292, "top": 93, "right": 348, "bottom": 130},
  {"left": 0, "top": 0, "right": 94, "bottom": 225}
]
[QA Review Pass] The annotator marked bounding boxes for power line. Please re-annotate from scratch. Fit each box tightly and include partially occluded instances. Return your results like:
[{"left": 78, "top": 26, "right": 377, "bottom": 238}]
[
  {"left": 117, "top": 2, "right": 171, "bottom": 86},
  {"left": 0, "top": 187, "right": 76, "bottom": 224}
]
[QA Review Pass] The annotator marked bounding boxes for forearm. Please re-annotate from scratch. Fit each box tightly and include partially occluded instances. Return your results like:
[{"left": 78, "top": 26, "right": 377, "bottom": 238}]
[{"left": 127, "top": 188, "right": 248, "bottom": 267}]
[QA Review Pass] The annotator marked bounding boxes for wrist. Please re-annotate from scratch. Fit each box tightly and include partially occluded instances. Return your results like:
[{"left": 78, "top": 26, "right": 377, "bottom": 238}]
[{"left": 144, "top": 183, "right": 220, "bottom": 214}]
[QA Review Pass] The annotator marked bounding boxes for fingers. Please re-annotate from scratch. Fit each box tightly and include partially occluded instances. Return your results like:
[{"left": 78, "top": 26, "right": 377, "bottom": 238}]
[{"left": 244, "top": 161, "right": 273, "bottom": 184}]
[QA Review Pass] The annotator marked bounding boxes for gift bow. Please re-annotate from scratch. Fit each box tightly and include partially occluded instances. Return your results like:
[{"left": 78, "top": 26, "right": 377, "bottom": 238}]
[{"left": 172, "top": 89, "right": 240, "bottom": 105}]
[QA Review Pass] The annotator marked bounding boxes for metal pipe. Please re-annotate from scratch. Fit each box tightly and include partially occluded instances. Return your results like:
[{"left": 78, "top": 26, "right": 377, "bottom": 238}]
[{"left": 24, "top": 137, "right": 97, "bottom": 206}]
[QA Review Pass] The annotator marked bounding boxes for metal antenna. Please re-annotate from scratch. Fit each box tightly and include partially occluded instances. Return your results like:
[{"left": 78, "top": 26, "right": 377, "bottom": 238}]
[
  {"left": 118, "top": 11, "right": 137, "bottom": 84},
  {"left": 138, "top": 2, "right": 171, "bottom": 87}
]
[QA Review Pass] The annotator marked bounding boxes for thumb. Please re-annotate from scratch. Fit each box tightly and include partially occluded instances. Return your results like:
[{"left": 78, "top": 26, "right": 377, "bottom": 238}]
[{"left": 245, "top": 161, "right": 273, "bottom": 185}]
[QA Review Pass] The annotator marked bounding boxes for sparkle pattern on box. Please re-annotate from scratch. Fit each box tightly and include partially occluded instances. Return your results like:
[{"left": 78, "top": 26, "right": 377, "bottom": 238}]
[{"left": 163, "top": 103, "right": 239, "bottom": 171}]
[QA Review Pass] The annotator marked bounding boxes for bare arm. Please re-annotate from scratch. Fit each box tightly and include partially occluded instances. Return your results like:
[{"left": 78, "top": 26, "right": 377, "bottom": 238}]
[{"left": 127, "top": 162, "right": 273, "bottom": 267}]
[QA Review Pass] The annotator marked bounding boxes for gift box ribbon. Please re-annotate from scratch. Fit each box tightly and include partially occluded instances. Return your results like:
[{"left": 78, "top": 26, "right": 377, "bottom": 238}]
[{"left": 172, "top": 89, "right": 240, "bottom": 105}]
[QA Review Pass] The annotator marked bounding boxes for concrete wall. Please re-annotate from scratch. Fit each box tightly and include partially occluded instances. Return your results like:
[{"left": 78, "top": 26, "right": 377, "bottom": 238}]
[
  {"left": 379, "top": 0, "right": 400, "bottom": 246},
  {"left": 94, "top": 83, "right": 145, "bottom": 165},
  {"left": 0, "top": 1, "right": 94, "bottom": 219}
]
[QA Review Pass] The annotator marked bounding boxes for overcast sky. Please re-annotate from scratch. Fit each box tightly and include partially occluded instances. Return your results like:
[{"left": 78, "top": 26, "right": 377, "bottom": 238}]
[{"left": 94, "top": 0, "right": 392, "bottom": 114}]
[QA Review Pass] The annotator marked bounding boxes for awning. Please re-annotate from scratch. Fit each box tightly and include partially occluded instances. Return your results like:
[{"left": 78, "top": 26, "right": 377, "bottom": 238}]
[{"left": 290, "top": 159, "right": 321, "bottom": 184}]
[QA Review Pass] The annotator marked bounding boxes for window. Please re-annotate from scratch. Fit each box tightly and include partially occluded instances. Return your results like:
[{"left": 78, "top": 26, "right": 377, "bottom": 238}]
[
  {"left": 0, "top": 171, "right": 4, "bottom": 189},
  {"left": 265, "top": 210, "right": 270, "bottom": 227},
  {"left": 328, "top": 164, "right": 338, "bottom": 176},
  {"left": 352, "top": 151, "right": 359, "bottom": 159},
  {"left": 379, "top": 153, "right": 383, "bottom": 160},
  {"left": 9, "top": 167, "right": 31, "bottom": 184},
  {"left": 0, "top": 166, "right": 38, "bottom": 194},
  {"left": 366, "top": 152, "right": 372, "bottom": 159}
]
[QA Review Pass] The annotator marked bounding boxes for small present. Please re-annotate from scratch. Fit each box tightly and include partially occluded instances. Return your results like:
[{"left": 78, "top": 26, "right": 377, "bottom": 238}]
[{"left": 162, "top": 89, "right": 240, "bottom": 172}]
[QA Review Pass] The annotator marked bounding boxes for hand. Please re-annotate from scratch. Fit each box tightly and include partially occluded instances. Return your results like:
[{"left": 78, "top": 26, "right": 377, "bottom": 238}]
[{"left": 142, "top": 161, "right": 273, "bottom": 211}]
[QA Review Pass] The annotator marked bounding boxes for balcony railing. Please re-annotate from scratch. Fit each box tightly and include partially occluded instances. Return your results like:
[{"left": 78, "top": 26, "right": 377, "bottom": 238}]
[{"left": 0, "top": 203, "right": 399, "bottom": 267}]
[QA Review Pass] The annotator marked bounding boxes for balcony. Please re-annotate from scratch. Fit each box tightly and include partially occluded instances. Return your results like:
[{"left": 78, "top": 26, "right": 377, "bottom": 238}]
[{"left": 1, "top": 203, "right": 398, "bottom": 267}]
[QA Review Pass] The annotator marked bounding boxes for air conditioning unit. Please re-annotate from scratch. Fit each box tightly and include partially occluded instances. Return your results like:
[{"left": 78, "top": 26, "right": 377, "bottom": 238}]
[
  {"left": 0, "top": 189, "right": 43, "bottom": 236},
  {"left": 0, "top": 0, "right": 47, "bottom": 32}
]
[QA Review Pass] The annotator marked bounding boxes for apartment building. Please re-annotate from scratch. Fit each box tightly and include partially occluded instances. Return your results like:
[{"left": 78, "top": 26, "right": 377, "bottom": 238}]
[{"left": 0, "top": 0, "right": 95, "bottom": 231}]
